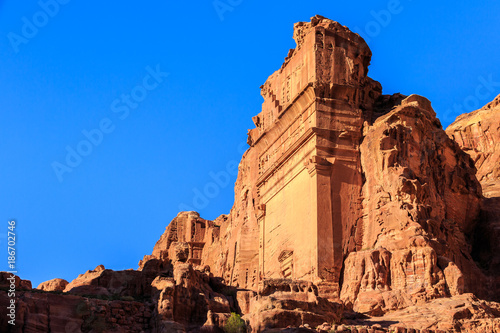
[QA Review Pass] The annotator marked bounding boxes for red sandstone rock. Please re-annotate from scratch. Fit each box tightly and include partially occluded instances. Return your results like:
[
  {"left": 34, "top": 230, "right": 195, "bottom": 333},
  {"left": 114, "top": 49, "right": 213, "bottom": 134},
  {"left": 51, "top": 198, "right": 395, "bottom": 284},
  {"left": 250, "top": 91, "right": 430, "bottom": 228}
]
[
  {"left": 349, "top": 293, "right": 500, "bottom": 332},
  {"left": 446, "top": 94, "right": 500, "bottom": 302},
  {"left": 131, "top": 14, "right": 500, "bottom": 328},
  {"left": 446, "top": 94, "right": 500, "bottom": 198},
  {"left": 0, "top": 290, "right": 152, "bottom": 332},
  {"left": 340, "top": 94, "right": 487, "bottom": 314},
  {"left": 64, "top": 264, "right": 157, "bottom": 298},
  {"left": 37, "top": 278, "right": 68, "bottom": 292},
  {"left": 243, "top": 279, "right": 343, "bottom": 332},
  {"left": 139, "top": 211, "right": 220, "bottom": 270},
  {"left": 199, "top": 14, "right": 383, "bottom": 299},
  {"left": 0, "top": 272, "right": 32, "bottom": 290}
]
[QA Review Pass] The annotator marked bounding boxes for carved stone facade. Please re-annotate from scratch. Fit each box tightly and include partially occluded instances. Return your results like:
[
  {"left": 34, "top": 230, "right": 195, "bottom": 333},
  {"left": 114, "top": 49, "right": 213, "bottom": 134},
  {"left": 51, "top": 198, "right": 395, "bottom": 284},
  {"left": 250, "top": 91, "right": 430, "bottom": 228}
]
[
  {"left": 247, "top": 16, "right": 381, "bottom": 293},
  {"left": 139, "top": 211, "right": 219, "bottom": 268},
  {"left": 139, "top": 16, "right": 495, "bottom": 311}
]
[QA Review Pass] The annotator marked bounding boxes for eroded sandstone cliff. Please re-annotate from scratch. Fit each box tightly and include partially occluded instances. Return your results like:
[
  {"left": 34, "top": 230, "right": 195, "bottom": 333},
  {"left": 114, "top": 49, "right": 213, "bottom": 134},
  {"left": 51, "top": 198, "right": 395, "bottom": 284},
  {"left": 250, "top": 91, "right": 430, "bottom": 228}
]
[
  {"left": 341, "top": 95, "right": 485, "bottom": 315},
  {"left": 446, "top": 94, "right": 500, "bottom": 198},
  {"left": 446, "top": 95, "right": 500, "bottom": 302}
]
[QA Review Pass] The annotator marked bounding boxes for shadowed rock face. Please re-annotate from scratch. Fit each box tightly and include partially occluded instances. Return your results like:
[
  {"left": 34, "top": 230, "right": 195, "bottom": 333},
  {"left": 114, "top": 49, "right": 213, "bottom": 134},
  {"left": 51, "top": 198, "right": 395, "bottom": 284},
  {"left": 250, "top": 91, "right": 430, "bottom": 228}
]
[
  {"left": 3, "top": 15, "right": 500, "bottom": 333},
  {"left": 446, "top": 94, "right": 500, "bottom": 301},
  {"left": 446, "top": 94, "right": 500, "bottom": 198}
]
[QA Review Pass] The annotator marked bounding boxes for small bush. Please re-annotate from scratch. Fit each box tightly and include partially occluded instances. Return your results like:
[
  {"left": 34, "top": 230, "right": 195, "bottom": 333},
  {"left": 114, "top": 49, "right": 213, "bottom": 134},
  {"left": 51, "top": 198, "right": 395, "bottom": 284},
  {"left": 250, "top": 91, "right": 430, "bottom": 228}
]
[{"left": 224, "top": 312, "right": 246, "bottom": 333}]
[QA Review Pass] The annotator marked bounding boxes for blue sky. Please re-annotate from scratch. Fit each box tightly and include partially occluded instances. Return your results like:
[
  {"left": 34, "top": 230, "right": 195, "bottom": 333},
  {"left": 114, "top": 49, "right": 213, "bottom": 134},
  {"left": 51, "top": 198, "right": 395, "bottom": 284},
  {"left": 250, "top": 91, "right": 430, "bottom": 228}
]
[{"left": 1, "top": 0, "right": 499, "bottom": 287}]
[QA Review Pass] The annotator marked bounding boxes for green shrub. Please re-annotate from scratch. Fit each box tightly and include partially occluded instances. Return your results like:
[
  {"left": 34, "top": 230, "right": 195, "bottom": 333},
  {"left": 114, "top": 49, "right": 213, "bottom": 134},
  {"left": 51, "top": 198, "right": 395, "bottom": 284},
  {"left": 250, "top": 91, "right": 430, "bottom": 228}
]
[{"left": 224, "top": 312, "right": 246, "bottom": 333}]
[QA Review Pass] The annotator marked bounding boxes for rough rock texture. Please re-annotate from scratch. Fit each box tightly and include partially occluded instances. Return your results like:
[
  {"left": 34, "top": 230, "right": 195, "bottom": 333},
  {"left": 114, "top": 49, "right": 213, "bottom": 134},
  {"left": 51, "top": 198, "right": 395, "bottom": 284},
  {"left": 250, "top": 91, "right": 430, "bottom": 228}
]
[
  {"left": 63, "top": 264, "right": 159, "bottom": 298},
  {"left": 4, "top": 16, "right": 500, "bottom": 333},
  {"left": 37, "top": 278, "right": 69, "bottom": 292},
  {"left": 340, "top": 95, "right": 488, "bottom": 314},
  {"left": 2, "top": 262, "right": 234, "bottom": 332},
  {"left": 140, "top": 14, "right": 383, "bottom": 299},
  {"left": 151, "top": 262, "right": 233, "bottom": 332},
  {"left": 351, "top": 294, "right": 500, "bottom": 332},
  {"left": 242, "top": 279, "right": 343, "bottom": 332},
  {"left": 141, "top": 16, "right": 493, "bottom": 315},
  {"left": 446, "top": 94, "right": 500, "bottom": 302},
  {"left": 446, "top": 94, "right": 500, "bottom": 198},
  {"left": 0, "top": 290, "right": 153, "bottom": 333},
  {"left": 0, "top": 272, "right": 32, "bottom": 291},
  {"left": 139, "top": 211, "right": 219, "bottom": 269}
]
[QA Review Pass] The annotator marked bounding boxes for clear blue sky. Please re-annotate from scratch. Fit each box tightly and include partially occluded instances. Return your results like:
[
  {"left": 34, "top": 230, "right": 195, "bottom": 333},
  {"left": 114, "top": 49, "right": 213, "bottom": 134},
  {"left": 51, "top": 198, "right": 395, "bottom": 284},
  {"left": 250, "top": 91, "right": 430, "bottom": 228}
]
[{"left": 1, "top": 0, "right": 499, "bottom": 287}]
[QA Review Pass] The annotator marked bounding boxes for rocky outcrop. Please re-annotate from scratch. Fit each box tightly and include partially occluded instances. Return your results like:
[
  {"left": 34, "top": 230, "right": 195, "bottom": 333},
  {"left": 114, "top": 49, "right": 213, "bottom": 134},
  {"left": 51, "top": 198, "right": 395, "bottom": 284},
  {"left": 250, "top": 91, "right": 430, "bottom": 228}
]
[
  {"left": 446, "top": 94, "right": 500, "bottom": 198},
  {"left": 64, "top": 264, "right": 157, "bottom": 298},
  {"left": 0, "top": 290, "right": 153, "bottom": 333},
  {"left": 446, "top": 94, "right": 500, "bottom": 302},
  {"left": 242, "top": 279, "right": 343, "bottom": 332},
  {"left": 139, "top": 211, "right": 221, "bottom": 270},
  {"left": 0, "top": 272, "right": 32, "bottom": 291},
  {"left": 2, "top": 262, "right": 234, "bottom": 332},
  {"left": 37, "top": 278, "right": 68, "bottom": 292},
  {"left": 340, "top": 95, "right": 487, "bottom": 314},
  {"left": 351, "top": 293, "right": 500, "bottom": 332},
  {"left": 151, "top": 262, "right": 233, "bottom": 332},
  {"left": 143, "top": 18, "right": 494, "bottom": 316},
  {"left": 198, "top": 15, "right": 382, "bottom": 293}
]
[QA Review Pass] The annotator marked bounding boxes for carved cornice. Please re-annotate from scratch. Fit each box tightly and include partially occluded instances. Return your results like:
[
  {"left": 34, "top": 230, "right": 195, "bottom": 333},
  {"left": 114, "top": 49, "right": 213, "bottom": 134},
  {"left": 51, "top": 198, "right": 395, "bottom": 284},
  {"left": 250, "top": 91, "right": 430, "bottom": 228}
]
[
  {"left": 256, "top": 128, "right": 316, "bottom": 187},
  {"left": 256, "top": 204, "right": 266, "bottom": 220},
  {"left": 305, "top": 156, "right": 334, "bottom": 177}
]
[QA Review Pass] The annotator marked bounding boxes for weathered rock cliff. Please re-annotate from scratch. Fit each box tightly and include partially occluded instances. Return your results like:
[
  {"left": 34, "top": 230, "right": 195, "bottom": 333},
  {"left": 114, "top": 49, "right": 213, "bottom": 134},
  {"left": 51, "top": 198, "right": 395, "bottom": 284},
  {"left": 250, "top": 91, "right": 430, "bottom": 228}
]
[
  {"left": 341, "top": 95, "right": 486, "bottom": 315},
  {"left": 446, "top": 94, "right": 500, "bottom": 198},
  {"left": 446, "top": 94, "right": 500, "bottom": 302}
]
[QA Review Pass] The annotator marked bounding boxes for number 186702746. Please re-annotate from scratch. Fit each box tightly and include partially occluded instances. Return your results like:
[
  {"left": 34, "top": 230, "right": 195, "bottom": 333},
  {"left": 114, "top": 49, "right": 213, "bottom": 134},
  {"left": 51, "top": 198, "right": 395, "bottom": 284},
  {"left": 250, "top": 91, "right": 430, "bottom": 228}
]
[{"left": 8, "top": 220, "right": 16, "bottom": 272}]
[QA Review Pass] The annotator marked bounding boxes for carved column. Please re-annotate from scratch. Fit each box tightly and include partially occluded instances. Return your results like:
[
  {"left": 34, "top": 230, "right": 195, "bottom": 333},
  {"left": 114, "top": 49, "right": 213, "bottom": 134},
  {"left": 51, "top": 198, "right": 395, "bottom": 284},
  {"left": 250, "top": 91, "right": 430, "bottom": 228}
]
[
  {"left": 307, "top": 156, "right": 335, "bottom": 282},
  {"left": 257, "top": 204, "right": 266, "bottom": 286}
]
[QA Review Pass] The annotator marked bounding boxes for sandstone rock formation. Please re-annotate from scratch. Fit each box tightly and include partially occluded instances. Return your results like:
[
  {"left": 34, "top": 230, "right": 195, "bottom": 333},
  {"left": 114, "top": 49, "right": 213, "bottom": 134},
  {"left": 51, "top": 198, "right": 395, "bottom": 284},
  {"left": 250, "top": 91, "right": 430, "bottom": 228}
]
[
  {"left": 64, "top": 264, "right": 156, "bottom": 297},
  {"left": 0, "top": 272, "right": 32, "bottom": 291},
  {"left": 139, "top": 211, "right": 220, "bottom": 269},
  {"left": 180, "top": 14, "right": 384, "bottom": 298},
  {"left": 352, "top": 293, "right": 500, "bottom": 332},
  {"left": 1, "top": 263, "right": 236, "bottom": 332},
  {"left": 340, "top": 94, "right": 487, "bottom": 315},
  {"left": 0, "top": 289, "right": 153, "bottom": 332},
  {"left": 242, "top": 279, "right": 343, "bottom": 332},
  {"left": 141, "top": 15, "right": 491, "bottom": 312},
  {"left": 446, "top": 94, "right": 500, "bottom": 303},
  {"left": 2, "top": 15, "right": 500, "bottom": 333},
  {"left": 446, "top": 94, "right": 500, "bottom": 198},
  {"left": 37, "top": 278, "right": 69, "bottom": 292}
]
